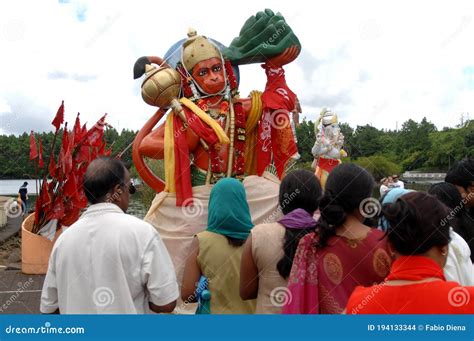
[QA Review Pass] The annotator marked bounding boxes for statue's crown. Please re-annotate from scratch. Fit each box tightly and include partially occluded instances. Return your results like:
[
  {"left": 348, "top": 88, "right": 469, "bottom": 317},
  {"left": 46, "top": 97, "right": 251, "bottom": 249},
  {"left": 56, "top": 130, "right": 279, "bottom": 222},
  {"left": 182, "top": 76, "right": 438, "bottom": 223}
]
[
  {"left": 182, "top": 28, "right": 222, "bottom": 71},
  {"left": 321, "top": 108, "right": 338, "bottom": 126}
]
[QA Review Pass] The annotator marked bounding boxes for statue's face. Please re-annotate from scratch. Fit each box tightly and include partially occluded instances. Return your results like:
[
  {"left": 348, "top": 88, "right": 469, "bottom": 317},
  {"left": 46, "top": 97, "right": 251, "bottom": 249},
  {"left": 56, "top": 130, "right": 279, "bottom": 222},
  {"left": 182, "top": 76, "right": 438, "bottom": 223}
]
[{"left": 191, "top": 57, "right": 226, "bottom": 94}]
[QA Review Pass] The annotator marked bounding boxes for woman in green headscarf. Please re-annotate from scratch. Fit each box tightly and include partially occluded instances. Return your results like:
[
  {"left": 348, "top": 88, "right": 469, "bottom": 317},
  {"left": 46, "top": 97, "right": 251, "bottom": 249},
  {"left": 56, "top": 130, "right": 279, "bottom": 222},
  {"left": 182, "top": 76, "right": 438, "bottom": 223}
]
[{"left": 181, "top": 178, "right": 256, "bottom": 314}]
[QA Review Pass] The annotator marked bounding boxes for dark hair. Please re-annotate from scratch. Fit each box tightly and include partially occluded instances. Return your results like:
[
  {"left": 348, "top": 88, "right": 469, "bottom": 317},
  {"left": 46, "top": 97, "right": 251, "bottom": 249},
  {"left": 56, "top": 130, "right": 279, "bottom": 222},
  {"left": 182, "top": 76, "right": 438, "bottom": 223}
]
[
  {"left": 23, "top": 181, "right": 28, "bottom": 186},
  {"left": 277, "top": 170, "right": 322, "bottom": 278},
  {"left": 83, "top": 157, "right": 126, "bottom": 204},
  {"left": 428, "top": 182, "right": 474, "bottom": 261},
  {"left": 279, "top": 169, "right": 322, "bottom": 214},
  {"left": 317, "top": 163, "right": 374, "bottom": 248},
  {"left": 445, "top": 158, "right": 474, "bottom": 189},
  {"left": 226, "top": 236, "right": 246, "bottom": 247},
  {"left": 381, "top": 192, "right": 451, "bottom": 255}
]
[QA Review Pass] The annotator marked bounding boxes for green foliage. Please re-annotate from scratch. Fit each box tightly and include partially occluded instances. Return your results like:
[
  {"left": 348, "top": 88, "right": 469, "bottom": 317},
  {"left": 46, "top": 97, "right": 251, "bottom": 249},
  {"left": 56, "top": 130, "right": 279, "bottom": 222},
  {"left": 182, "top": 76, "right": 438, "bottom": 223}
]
[
  {"left": 352, "top": 156, "right": 402, "bottom": 181},
  {"left": 0, "top": 128, "right": 136, "bottom": 179},
  {"left": 1, "top": 117, "right": 472, "bottom": 181},
  {"left": 292, "top": 118, "right": 472, "bottom": 174},
  {"left": 295, "top": 119, "right": 315, "bottom": 163}
]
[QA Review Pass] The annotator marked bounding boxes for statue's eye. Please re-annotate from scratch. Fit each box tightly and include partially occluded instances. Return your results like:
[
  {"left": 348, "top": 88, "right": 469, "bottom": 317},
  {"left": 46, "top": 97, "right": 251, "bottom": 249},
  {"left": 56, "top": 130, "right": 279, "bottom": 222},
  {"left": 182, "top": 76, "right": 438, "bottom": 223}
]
[
  {"left": 212, "top": 65, "right": 222, "bottom": 72},
  {"left": 199, "top": 69, "right": 208, "bottom": 77}
]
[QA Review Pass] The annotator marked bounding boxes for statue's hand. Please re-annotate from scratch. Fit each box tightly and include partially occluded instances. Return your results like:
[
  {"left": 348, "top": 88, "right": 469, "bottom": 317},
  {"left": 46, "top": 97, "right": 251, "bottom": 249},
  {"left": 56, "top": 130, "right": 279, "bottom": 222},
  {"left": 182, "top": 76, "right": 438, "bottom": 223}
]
[{"left": 267, "top": 45, "right": 300, "bottom": 67}]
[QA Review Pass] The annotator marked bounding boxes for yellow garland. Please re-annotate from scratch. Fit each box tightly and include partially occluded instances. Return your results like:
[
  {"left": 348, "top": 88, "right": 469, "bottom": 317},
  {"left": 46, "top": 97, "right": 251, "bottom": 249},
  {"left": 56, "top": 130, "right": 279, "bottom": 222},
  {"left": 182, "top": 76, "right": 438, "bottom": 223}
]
[
  {"left": 164, "top": 112, "right": 175, "bottom": 193},
  {"left": 244, "top": 90, "right": 263, "bottom": 175},
  {"left": 179, "top": 97, "right": 230, "bottom": 144}
]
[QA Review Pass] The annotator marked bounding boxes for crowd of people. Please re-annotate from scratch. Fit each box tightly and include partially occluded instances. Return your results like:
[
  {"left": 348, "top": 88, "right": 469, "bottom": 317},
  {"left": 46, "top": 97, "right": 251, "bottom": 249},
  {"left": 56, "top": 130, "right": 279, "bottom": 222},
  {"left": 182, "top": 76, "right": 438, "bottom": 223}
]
[
  {"left": 379, "top": 174, "right": 404, "bottom": 197},
  {"left": 40, "top": 157, "right": 474, "bottom": 314}
]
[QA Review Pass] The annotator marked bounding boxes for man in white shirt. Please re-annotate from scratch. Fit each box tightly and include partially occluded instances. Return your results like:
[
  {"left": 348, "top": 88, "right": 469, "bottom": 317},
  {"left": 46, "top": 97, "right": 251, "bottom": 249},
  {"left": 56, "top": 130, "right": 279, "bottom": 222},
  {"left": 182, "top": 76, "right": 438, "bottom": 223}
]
[
  {"left": 41, "top": 157, "right": 179, "bottom": 314},
  {"left": 391, "top": 174, "right": 404, "bottom": 189}
]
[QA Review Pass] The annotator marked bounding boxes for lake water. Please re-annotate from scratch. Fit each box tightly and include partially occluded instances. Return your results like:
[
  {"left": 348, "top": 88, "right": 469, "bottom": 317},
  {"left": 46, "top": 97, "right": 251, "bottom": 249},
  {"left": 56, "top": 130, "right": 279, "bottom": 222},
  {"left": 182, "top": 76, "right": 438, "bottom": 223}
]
[{"left": 0, "top": 179, "right": 147, "bottom": 219}]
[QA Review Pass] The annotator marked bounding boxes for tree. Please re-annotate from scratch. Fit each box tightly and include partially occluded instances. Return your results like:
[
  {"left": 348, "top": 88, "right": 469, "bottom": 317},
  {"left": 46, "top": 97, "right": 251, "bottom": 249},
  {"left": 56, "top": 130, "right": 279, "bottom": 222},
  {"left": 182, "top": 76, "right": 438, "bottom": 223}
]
[
  {"left": 351, "top": 125, "right": 383, "bottom": 158},
  {"left": 295, "top": 119, "right": 315, "bottom": 163}
]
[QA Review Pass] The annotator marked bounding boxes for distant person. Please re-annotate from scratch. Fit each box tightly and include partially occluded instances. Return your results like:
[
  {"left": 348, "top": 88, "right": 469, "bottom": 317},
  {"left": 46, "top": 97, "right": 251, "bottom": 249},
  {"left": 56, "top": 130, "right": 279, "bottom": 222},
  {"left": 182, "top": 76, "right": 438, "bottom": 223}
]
[
  {"left": 181, "top": 178, "right": 256, "bottom": 314},
  {"left": 445, "top": 157, "right": 474, "bottom": 219},
  {"left": 429, "top": 182, "right": 474, "bottom": 264},
  {"left": 240, "top": 170, "right": 322, "bottom": 314},
  {"left": 379, "top": 177, "right": 390, "bottom": 197},
  {"left": 282, "top": 163, "right": 391, "bottom": 314},
  {"left": 41, "top": 157, "right": 178, "bottom": 314},
  {"left": 347, "top": 192, "right": 474, "bottom": 314},
  {"left": 391, "top": 174, "right": 404, "bottom": 189},
  {"left": 381, "top": 187, "right": 474, "bottom": 285},
  {"left": 18, "top": 181, "right": 28, "bottom": 216},
  {"left": 387, "top": 176, "right": 394, "bottom": 188}
]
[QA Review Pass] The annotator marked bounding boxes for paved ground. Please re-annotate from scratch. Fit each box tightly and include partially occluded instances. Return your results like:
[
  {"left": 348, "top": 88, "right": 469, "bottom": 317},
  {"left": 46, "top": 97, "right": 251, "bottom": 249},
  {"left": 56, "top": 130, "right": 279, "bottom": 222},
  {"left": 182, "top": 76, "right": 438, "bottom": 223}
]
[
  {"left": 0, "top": 214, "right": 22, "bottom": 246},
  {"left": 0, "top": 212, "right": 43, "bottom": 314},
  {"left": 0, "top": 270, "right": 44, "bottom": 314}
]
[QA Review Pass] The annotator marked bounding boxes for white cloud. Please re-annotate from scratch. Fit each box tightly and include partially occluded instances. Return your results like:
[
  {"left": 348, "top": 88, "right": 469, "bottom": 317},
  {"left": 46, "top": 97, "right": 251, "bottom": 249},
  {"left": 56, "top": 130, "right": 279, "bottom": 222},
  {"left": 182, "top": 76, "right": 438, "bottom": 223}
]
[{"left": 1, "top": 0, "right": 474, "bottom": 135}]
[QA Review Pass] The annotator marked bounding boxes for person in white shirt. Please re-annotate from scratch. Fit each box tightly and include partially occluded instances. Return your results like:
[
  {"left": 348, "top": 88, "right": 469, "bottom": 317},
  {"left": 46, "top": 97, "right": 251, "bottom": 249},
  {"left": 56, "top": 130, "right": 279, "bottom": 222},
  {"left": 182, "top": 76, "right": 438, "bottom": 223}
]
[
  {"left": 41, "top": 157, "right": 179, "bottom": 314},
  {"left": 391, "top": 174, "right": 404, "bottom": 189},
  {"left": 379, "top": 177, "right": 390, "bottom": 197}
]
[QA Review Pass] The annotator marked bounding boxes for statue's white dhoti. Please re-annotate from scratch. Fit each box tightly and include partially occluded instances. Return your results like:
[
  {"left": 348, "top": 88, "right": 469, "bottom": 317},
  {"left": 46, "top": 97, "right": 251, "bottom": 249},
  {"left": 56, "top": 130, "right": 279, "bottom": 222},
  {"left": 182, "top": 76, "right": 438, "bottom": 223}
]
[{"left": 144, "top": 173, "right": 282, "bottom": 295}]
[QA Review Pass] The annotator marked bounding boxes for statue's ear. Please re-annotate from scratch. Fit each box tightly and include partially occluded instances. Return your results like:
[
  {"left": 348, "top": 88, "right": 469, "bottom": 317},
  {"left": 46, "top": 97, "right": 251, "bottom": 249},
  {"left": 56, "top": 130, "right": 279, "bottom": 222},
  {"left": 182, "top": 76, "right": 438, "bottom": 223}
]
[{"left": 133, "top": 56, "right": 151, "bottom": 79}]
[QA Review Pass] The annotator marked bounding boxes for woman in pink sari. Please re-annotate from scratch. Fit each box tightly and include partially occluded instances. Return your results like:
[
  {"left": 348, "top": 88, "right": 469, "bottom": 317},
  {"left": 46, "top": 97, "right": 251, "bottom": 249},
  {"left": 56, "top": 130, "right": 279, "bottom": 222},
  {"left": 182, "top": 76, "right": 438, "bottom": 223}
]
[{"left": 282, "top": 163, "right": 391, "bottom": 314}]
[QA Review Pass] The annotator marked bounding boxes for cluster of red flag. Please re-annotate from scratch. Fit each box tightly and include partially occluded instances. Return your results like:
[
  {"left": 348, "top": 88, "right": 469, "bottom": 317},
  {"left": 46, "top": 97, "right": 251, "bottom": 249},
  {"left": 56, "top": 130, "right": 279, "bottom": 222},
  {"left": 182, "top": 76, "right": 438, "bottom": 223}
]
[{"left": 31, "top": 101, "right": 112, "bottom": 233}]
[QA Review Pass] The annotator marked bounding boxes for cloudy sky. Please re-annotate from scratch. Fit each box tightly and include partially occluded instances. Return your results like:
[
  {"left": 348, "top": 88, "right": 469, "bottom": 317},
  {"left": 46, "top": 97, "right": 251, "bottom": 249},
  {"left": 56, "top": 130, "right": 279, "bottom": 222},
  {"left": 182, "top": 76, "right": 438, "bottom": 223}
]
[{"left": 1, "top": 0, "right": 473, "bottom": 135}]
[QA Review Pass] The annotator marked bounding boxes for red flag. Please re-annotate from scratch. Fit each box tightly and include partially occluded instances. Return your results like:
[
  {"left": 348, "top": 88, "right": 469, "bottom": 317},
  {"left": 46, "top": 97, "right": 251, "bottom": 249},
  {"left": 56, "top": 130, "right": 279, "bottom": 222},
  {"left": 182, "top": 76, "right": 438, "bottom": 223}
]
[
  {"left": 73, "top": 113, "right": 82, "bottom": 144},
  {"left": 84, "top": 114, "right": 107, "bottom": 147},
  {"left": 47, "top": 198, "right": 65, "bottom": 221},
  {"left": 63, "top": 173, "right": 77, "bottom": 197},
  {"left": 38, "top": 138, "right": 44, "bottom": 168},
  {"left": 51, "top": 101, "right": 64, "bottom": 131},
  {"left": 49, "top": 155, "right": 57, "bottom": 178},
  {"left": 40, "top": 178, "right": 52, "bottom": 208},
  {"left": 60, "top": 124, "right": 73, "bottom": 175},
  {"left": 29, "top": 131, "right": 38, "bottom": 160}
]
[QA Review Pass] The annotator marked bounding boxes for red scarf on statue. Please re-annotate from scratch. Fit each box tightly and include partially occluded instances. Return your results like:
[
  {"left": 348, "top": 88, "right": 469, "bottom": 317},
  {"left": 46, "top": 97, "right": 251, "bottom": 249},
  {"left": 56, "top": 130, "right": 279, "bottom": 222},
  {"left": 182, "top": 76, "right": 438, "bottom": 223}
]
[
  {"left": 257, "top": 64, "right": 298, "bottom": 178},
  {"left": 173, "top": 107, "right": 221, "bottom": 206}
]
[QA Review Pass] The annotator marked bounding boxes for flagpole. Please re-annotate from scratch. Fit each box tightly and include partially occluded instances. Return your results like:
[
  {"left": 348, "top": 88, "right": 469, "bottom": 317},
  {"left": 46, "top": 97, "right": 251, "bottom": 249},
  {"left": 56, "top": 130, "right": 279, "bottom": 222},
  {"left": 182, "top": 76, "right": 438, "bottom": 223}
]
[{"left": 116, "top": 141, "right": 132, "bottom": 159}]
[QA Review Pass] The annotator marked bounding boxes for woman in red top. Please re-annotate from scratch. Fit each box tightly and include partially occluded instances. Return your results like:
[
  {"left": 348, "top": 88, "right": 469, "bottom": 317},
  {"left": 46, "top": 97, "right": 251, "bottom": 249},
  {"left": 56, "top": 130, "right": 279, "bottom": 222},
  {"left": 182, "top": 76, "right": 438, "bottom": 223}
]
[
  {"left": 347, "top": 192, "right": 474, "bottom": 314},
  {"left": 282, "top": 163, "right": 391, "bottom": 314}
]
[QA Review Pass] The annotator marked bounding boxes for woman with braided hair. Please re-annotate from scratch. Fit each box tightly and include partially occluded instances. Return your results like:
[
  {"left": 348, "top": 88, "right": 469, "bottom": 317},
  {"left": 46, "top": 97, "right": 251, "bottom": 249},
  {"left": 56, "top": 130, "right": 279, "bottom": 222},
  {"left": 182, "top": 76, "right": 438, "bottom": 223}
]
[{"left": 283, "top": 163, "right": 391, "bottom": 314}]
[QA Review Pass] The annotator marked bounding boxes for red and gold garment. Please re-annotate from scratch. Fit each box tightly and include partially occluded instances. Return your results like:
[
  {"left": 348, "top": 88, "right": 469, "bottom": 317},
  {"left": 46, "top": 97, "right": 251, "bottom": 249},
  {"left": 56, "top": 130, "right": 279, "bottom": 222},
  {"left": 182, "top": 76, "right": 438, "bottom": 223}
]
[
  {"left": 347, "top": 256, "right": 474, "bottom": 314},
  {"left": 282, "top": 229, "right": 391, "bottom": 314}
]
